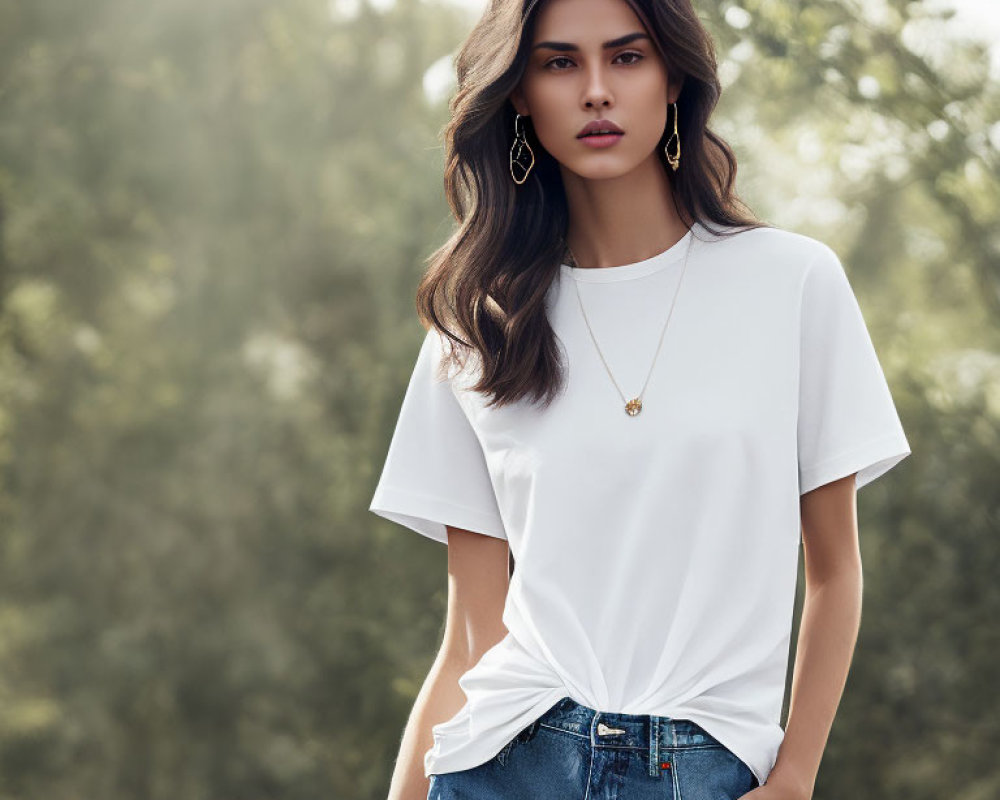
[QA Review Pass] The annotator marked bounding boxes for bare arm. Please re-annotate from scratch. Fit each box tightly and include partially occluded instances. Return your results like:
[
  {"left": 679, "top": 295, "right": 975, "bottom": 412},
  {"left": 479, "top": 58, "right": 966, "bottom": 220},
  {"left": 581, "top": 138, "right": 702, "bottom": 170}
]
[
  {"left": 386, "top": 527, "right": 510, "bottom": 800},
  {"left": 763, "top": 472, "right": 863, "bottom": 800}
]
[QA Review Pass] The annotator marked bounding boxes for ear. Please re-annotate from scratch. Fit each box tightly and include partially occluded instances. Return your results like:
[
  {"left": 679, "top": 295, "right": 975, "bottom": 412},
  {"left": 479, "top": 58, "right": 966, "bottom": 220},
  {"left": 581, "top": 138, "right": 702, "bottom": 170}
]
[
  {"left": 509, "top": 85, "right": 529, "bottom": 117},
  {"left": 667, "top": 75, "right": 685, "bottom": 105}
]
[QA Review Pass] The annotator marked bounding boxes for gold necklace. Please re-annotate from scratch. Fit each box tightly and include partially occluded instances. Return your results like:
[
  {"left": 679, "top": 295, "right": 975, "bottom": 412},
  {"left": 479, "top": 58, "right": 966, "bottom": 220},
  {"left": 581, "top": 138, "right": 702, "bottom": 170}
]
[{"left": 564, "top": 229, "right": 695, "bottom": 416}]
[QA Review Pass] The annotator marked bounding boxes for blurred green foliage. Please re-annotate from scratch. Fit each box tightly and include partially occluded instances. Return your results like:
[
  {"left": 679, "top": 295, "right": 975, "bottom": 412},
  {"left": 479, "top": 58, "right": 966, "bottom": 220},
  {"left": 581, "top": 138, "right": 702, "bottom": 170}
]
[{"left": 0, "top": 0, "right": 996, "bottom": 798}]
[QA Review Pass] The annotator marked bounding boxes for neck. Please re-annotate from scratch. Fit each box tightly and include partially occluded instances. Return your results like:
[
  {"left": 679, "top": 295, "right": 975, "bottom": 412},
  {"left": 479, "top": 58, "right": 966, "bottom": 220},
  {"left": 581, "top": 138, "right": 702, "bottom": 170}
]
[{"left": 560, "top": 153, "right": 691, "bottom": 269}]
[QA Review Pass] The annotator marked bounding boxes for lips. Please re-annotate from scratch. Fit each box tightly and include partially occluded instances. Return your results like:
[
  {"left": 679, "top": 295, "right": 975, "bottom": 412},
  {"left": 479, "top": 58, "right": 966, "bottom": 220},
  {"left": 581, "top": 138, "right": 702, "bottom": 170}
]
[{"left": 577, "top": 119, "right": 624, "bottom": 138}]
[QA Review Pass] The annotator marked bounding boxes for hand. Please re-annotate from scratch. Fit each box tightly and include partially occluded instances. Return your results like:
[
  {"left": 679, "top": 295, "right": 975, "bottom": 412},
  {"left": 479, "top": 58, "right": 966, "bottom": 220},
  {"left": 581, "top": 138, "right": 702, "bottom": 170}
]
[{"left": 738, "top": 773, "right": 812, "bottom": 800}]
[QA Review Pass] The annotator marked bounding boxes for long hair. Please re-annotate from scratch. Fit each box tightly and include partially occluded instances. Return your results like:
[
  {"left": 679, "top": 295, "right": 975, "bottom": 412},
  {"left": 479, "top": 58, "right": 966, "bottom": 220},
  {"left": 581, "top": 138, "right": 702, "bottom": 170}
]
[{"left": 415, "top": 0, "right": 770, "bottom": 409}]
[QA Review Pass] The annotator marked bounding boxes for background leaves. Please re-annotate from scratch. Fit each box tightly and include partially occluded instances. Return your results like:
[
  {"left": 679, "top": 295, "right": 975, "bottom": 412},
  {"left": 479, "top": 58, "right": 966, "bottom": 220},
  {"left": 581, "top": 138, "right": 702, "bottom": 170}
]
[{"left": 0, "top": 0, "right": 996, "bottom": 797}]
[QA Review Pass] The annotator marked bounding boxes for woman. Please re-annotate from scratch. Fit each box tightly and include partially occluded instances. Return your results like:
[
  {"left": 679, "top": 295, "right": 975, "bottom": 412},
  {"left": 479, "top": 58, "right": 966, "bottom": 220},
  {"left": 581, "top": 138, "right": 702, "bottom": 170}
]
[{"left": 369, "top": 0, "right": 911, "bottom": 797}]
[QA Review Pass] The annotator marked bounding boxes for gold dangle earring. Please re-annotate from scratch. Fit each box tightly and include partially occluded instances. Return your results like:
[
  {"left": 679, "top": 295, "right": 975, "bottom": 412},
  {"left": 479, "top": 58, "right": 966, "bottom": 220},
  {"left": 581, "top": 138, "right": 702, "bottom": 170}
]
[
  {"left": 510, "top": 113, "right": 535, "bottom": 185},
  {"left": 664, "top": 101, "right": 681, "bottom": 171}
]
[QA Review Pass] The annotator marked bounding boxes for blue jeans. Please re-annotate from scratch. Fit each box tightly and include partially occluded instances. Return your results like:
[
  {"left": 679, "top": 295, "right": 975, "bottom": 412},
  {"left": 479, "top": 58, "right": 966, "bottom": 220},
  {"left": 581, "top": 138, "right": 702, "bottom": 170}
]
[{"left": 428, "top": 696, "right": 760, "bottom": 799}]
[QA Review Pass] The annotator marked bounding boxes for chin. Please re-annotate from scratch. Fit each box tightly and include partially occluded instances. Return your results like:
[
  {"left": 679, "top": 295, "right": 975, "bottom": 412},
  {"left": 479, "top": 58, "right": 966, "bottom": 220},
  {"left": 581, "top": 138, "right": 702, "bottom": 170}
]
[{"left": 566, "top": 160, "right": 637, "bottom": 181}]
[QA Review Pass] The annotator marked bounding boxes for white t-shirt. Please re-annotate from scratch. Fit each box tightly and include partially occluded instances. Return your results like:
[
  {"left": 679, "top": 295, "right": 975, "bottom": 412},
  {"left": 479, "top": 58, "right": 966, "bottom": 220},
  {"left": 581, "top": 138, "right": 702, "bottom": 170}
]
[{"left": 368, "top": 220, "right": 911, "bottom": 787}]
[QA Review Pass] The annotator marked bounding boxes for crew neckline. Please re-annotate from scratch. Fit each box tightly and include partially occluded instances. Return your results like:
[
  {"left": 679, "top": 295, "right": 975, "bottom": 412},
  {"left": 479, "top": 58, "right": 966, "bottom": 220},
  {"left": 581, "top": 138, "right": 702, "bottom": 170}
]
[{"left": 559, "top": 222, "right": 702, "bottom": 283}]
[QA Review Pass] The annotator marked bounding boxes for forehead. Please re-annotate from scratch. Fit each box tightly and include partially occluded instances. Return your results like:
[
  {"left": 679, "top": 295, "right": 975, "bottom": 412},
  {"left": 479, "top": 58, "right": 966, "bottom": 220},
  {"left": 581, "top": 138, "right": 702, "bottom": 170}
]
[{"left": 530, "top": 0, "right": 645, "bottom": 43}]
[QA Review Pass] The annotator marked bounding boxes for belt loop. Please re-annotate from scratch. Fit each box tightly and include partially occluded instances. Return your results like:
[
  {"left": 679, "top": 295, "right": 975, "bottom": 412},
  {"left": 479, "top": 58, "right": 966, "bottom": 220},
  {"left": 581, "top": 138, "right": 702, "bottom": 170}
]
[{"left": 648, "top": 715, "right": 660, "bottom": 777}]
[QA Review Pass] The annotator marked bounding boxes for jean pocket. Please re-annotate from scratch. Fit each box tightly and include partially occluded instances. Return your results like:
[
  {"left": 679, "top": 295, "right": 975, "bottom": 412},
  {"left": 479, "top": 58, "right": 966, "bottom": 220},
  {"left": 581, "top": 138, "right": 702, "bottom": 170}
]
[
  {"left": 494, "top": 720, "right": 540, "bottom": 767},
  {"left": 717, "top": 745, "right": 759, "bottom": 795},
  {"left": 673, "top": 743, "right": 758, "bottom": 799}
]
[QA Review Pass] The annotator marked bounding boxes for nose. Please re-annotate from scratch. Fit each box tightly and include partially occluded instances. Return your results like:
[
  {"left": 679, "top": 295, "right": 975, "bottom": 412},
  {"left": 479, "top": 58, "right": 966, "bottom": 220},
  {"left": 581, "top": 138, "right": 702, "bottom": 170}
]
[{"left": 582, "top": 67, "right": 613, "bottom": 109}]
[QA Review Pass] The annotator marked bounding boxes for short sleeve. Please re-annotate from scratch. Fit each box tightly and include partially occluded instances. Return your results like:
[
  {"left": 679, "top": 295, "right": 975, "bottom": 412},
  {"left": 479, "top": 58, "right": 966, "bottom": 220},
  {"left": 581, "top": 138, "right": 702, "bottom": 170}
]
[
  {"left": 369, "top": 329, "right": 507, "bottom": 544},
  {"left": 797, "top": 244, "right": 912, "bottom": 495}
]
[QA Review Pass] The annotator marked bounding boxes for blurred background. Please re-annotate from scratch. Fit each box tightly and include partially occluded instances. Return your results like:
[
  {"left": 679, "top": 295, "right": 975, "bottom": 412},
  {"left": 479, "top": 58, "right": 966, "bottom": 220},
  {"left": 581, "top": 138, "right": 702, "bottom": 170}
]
[{"left": 0, "top": 0, "right": 997, "bottom": 798}]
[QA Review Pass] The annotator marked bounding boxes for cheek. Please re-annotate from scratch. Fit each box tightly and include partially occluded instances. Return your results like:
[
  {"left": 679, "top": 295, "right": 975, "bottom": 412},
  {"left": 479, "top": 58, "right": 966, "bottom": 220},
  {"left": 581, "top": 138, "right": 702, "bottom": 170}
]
[
  {"left": 524, "top": 79, "right": 570, "bottom": 117},
  {"left": 629, "top": 82, "right": 670, "bottom": 138},
  {"left": 520, "top": 84, "right": 574, "bottom": 138},
  {"left": 630, "top": 74, "right": 670, "bottom": 112}
]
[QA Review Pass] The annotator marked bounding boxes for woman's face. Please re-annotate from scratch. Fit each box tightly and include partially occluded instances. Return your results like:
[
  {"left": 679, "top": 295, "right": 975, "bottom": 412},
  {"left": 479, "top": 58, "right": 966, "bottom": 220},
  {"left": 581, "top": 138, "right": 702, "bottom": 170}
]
[{"left": 510, "top": 0, "right": 678, "bottom": 181}]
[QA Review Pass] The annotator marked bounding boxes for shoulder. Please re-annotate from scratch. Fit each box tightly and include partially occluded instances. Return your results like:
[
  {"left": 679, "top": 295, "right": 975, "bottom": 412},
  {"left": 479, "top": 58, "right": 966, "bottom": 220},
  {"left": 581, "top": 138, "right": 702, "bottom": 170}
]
[
  {"left": 694, "top": 221, "right": 836, "bottom": 280},
  {"left": 421, "top": 324, "right": 486, "bottom": 395}
]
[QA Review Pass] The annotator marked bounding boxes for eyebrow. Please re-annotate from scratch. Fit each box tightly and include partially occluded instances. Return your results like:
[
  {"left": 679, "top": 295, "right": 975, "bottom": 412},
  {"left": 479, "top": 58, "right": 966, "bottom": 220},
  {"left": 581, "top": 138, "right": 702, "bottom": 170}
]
[{"left": 532, "top": 32, "right": 650, "bottom": 52}]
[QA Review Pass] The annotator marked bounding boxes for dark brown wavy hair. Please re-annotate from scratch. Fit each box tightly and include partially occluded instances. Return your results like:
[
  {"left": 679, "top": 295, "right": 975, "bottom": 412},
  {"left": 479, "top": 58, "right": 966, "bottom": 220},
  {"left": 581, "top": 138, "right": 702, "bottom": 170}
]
[{"left": 416, "top": 0, "right": 771, "bottom": 409}]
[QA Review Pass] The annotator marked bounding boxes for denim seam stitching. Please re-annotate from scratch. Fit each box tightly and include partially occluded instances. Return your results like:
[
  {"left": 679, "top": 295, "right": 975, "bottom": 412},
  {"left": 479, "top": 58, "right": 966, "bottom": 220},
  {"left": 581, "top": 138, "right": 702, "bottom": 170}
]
[
  {"left": 583, "top": 715, "right": 596, "bottom": 800},
  {"left": 672, "top": 751, "right": 683, "bottom": 800},
  {"left": 648, "top": 715, "right": 659, "bottom": 777}
]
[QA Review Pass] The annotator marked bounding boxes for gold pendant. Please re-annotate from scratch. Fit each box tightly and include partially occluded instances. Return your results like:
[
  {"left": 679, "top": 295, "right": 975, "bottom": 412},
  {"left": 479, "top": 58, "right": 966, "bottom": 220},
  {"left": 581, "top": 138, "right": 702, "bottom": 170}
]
[{"left": 625, "top": 397, "right": 642, "bottom": 416}]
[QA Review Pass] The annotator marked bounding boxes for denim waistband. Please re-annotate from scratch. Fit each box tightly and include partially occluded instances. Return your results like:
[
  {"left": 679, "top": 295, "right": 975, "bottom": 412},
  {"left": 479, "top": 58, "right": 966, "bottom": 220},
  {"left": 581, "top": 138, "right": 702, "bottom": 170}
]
[{"left": 526, "top": 696, "right": 726, "bottom": 778}]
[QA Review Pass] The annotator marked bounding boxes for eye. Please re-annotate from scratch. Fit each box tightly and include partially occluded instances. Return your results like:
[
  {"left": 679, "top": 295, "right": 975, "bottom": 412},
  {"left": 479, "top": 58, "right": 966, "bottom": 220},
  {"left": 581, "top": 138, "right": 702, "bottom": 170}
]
[
  {"left": 543, "top": 51, "right": 645, "bottom": 70},
  {"left": 617, "top": 51, "right": 643, "bottom": 65},
  {"left": 545, "top": 56, "right": 574, "bottom": 70}
]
